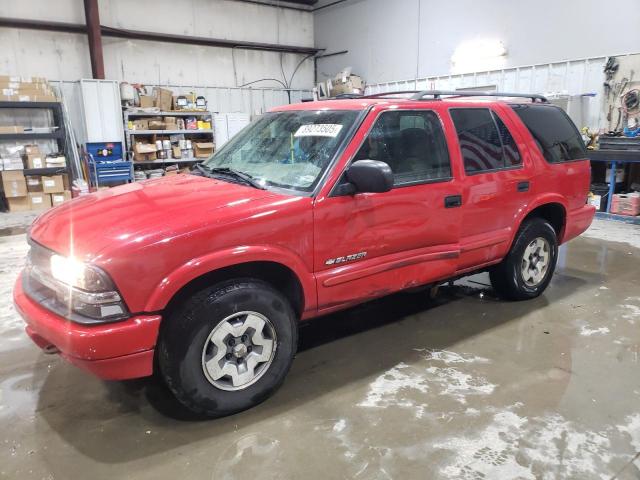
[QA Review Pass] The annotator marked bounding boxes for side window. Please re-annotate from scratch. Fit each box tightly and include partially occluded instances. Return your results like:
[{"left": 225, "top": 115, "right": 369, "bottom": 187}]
[
  {"left": 493, "top": 114, "right": 522, "bottom": 167},
  {"left": 511, "top": 104, "right": 587, "bottom": 163},
  {"left": 450, "top": 108, "right": 522, "bottom": 173},
  {"left": 354, "top": 110, "right": 451, "bottom": 185}
]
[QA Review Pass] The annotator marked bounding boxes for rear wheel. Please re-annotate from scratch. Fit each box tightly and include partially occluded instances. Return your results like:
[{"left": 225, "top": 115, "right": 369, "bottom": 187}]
[
  {"left": 158, "top": 279, "right": 297, "bottom": 418},
  {"left": 490, "top": 218, "right": 558, "bottom": 300}
]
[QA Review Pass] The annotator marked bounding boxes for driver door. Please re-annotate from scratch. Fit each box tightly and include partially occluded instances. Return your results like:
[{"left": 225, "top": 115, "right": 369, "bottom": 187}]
[{"left": 313, "top": 107, "right": 463, "bottom": 314}]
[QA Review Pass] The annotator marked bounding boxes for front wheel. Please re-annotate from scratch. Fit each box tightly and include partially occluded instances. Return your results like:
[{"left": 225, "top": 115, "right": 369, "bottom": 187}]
[
  {"left": 490, "top": 218, "right": 558, "bottom": 300},
  {"left": 157, "top": 279, "right": 298, "bottom": 418}
]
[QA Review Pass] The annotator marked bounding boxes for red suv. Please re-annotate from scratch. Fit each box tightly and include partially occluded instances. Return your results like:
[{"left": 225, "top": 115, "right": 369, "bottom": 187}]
[{"left": 14, "top": 91, "right": 595, "bottom": 417}]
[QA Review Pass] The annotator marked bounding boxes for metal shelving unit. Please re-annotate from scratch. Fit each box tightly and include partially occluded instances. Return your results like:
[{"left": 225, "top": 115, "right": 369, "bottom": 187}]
[
  {"left": 126, "top": 110, "right": 211, "bottom": 117},
  {"left": 122, "top": 109, "right": 213, "bottom": 173},
  {"left": 0, "top": 131, "right": 63, "bottom": 140},
  {"left": 0, "top": 101, "right": 68, "bottom": 211},
  {"left": 0, "top": 101, "right": 66, "bottom": 152},
  {"left": 588, "top": 148, "right": 640, "bottom": 224},
  {"left": 126, "top": 129, "right": 213, "bottom": 135}
]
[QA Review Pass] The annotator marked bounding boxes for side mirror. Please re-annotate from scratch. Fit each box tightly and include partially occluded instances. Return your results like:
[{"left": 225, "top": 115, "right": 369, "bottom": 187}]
[{"left": 345, "top": 160, "right": 394, "bottom": 194}]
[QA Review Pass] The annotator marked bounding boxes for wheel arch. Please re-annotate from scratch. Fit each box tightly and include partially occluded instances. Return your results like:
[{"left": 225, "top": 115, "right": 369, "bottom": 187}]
[
  {"left": 144, "top": 247, "right": 316, "bottom": 318},
  {"left": 515, "top": 197, "right": 567, "bottom": 244}
]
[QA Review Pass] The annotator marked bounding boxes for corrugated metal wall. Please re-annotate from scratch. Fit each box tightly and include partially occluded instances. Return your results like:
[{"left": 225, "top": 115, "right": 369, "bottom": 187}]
[{"left": 365, "top": 55, "right": 617, "bottom": 129}]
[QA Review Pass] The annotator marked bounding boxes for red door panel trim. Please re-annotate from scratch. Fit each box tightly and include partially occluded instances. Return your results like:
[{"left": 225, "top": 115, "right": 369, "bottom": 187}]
[
  {"left": 321, "top": 247, "right": 460, "bottom": 287},
  {"left": 460, "top": 227, "right": 512, "bottom": 253}
]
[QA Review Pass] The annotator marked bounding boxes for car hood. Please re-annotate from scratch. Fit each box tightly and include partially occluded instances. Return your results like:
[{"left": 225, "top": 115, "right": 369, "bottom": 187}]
[{"left": 29, "top": 174, "right": 280, "bottom": 261}]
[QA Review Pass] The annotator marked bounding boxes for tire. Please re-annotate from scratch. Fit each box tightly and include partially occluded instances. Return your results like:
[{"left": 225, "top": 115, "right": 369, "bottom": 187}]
[
  {"left": 490, "top": 217, "right": 558, "bottom": 301},
  {"left": 157, "top": 278, "right": 298, "bottom": 418}
]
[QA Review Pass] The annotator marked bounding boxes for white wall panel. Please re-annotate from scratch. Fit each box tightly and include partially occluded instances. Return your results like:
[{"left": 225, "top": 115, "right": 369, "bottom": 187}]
[
  {"left": 315, "top": 0, "right": 640, "bottom": 84},
  {"left": 365, "top": 56, "right": 612, "bottom": 129},
  {"left": 0, "top": 0, "right": 314, "bottom": 89}
]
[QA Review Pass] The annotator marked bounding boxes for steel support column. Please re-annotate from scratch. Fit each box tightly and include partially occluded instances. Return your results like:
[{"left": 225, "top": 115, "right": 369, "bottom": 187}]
[{"left": 83, "top": 0, "right": 105, "bottom": 79}]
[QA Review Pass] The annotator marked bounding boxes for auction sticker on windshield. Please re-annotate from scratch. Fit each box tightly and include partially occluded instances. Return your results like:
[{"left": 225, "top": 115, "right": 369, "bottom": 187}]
[{"left": 294, "top": 124, "right": 343, "bottom": 137}]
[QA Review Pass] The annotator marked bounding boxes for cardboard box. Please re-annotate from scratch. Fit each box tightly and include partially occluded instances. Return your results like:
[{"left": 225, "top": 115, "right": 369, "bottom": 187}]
[
  {"left": 133, "top": 143, "right": 157, "bottom": 162},
  {"left": 24, "top": 145, "right": 41, "bottom": 155},
  {"left": 1, "top": 83, "right": 52, "bottom": 96},
  {"left": 139, "top": 95, "right": 154, "bottom": 108},
  {"left": 28, "top": 192, "right": 51, "bottom": 211},
  {"left": 194, "top": 142, "right": 214, "bottom": 158},
  {"left": 42, "top": 175, "right": 64, "bottom": 193},
  {"left": 50, "top": 190, "right": 72, "bottom": 207},
  {"left": 1, "top": 170, "right": 27, "bottom": 197},
  {"left": 147, "top": 119, "right": 166, "bottom": 130},
  {"left": 7, "top": 196, "right": 29, "bottom": 212},
  {"left": 25, "top": 175, "right": 43, "bottom": 192},
  {"left": 23, "top": 153, "right": 44, "bottom": 169},
  {"left": 132, "top": 119, "right": 149, "bottom": 130},
  {"left": 329, "top": 74, "right": 364, "bottom": 96},
  {"left": 171, "top": 145, "right": 182, "bottom": 158},
  {"left": 2, "top": 157, "right": 24, "bottom": 171},
  {"left": 0, "top": 126, "right": 24, "bottom": 134},
  {"left": 154, "top": 87, "right": 173, "bottom": 111},
  {"left": 0, "top": 94, "right": 56, "bottom": 102},
  {"left": 0, "top": 75, "right": 47, "bottom": 84},
  {"left": 45, "top": 155, "right": 66, "bottom": 168}
]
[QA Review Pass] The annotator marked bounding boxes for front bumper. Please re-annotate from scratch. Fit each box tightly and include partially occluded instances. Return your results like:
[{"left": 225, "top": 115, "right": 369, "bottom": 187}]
[{"left": 14, "top": 273, "right": 161, "bottom": 380}]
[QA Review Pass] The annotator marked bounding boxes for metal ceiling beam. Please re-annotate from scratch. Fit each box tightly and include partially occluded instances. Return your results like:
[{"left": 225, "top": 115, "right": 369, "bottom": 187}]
[
  {"left": 228, "top": 0, "right": 314, "bottom": 12},
  {"left": 0, "top": 17, "right": 319, "bottom": 55}
]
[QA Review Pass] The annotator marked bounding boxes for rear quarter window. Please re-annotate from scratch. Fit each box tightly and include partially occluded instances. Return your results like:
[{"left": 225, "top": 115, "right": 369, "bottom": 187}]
[{"left": 511, "top": 104, "right": 587, "bottom": 163}]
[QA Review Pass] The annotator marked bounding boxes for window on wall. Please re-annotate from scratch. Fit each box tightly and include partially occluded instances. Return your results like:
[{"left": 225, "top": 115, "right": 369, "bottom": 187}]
[
  {"left": 354, "top": 110, "right": 451, "bottom": 185},
  {"left": 511, "top": 104, "right": 587, "bottom": 163},
  {"left": 450, "top": 108, "right": 522, "bottom": 173}
]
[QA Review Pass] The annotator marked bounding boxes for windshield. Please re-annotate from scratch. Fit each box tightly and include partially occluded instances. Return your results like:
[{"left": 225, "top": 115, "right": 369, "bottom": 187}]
[{"left": 203, "top": 110, "right": 359, "bottom": 192}]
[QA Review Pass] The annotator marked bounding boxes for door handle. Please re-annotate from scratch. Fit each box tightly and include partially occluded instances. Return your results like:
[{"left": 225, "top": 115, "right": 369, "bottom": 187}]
[
  {"left": 517, "top": 181, "right": 530, "bottom": 192},
  {"left": 444, "top": 194, "right": 462, "bottom": 208}
]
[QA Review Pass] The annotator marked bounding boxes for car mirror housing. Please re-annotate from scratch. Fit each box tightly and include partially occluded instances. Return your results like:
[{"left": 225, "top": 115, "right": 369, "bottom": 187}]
[{"left": 345, "top": 160, "right": 394, "bottom": 194}]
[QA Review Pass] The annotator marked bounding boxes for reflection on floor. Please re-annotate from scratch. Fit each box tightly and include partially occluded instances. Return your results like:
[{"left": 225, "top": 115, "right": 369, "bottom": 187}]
[{"left": 0, "top": 219, "right": 639, "bottom": 479}]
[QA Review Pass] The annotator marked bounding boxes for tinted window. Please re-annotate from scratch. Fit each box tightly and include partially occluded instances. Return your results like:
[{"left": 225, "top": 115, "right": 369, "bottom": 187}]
[
  {"left": 511, "top": 104, "right": 587, "bottom": 163},
  {"left": 450, "top": 108, "right": 505, "bottom": 173},
  {"left": 355, "top": 110, "right": 451, "bottom": 185}
]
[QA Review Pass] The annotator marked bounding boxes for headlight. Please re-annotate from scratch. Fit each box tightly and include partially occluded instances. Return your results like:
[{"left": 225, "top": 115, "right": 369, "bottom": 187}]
[
  {"left": 50, "top": 254, "right": 115, "bottom": 292},
  {"left": 25, "top": 245, "right": 129, "bottom": 323}
]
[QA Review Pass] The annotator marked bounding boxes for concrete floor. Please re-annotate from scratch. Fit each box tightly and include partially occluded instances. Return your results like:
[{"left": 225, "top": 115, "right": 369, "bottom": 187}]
[{"left": 1, "top": 219, "right": 639, "bottom": 479}]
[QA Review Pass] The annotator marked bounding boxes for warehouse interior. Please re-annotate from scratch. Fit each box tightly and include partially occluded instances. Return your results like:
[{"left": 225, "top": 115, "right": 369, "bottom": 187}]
[{"left": 1, "top": 1, "right": 640, "bottom": 479}]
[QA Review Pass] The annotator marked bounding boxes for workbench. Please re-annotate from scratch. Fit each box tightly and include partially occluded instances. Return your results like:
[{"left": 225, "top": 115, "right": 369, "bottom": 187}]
[{"left": 587, "top": 149, "right": 640, "bottom": 224}]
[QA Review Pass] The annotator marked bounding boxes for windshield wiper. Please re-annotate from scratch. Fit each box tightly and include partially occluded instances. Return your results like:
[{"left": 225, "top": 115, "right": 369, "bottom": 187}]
[
  {"left": 194, "top": 163, "right": 214, "bottom": 177},
  {"left": 208, "top": 167, "right": 266, "bottom": 190}
]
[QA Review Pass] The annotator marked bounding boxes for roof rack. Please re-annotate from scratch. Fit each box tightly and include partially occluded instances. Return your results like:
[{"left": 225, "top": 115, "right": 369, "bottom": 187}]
[
  {"left": 327, "top": 90, "right": 548, "bottom": 103},
  {"left": 331, "top": 93, "right": 364, "bottom": 99},
  {"left": 408, "top": 90, "right": 548, "bottom": 103},
  {"left": 361, "top": 90, "right": 422, "bottom": 98}
]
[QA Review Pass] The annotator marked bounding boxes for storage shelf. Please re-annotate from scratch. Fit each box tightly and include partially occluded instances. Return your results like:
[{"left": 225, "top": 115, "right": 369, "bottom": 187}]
[
  {"left": 133, "top": 158, "right": 203, "bottom": 165},
  {"left": 125, "top": 110, "right": 211, "bottom": 117},
  {"left": 0, "top": 131, "right": 63, "bottom": 141},
  {"left": 23, "top": 167, "right": 68, "bottom": 175},
  {"left": 127, "top": 129, "right": 213, "bottom": 135},
  {"left": 588, "top": 149, "right": 640, "bottom": 163},
  {"left": 0, "top": 101, "right": 61, "bottom": 109}
]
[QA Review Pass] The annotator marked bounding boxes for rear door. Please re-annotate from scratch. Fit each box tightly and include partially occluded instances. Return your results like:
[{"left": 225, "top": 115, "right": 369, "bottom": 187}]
[
  {"left": 510, "top": 103, "right": 590, "bottom": 212},
  {"left": 313, "top": 106, "right": 463, "bottom": 313},
  {"left": 448, "top": 105, "right": 533, "bottom": 271}
]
